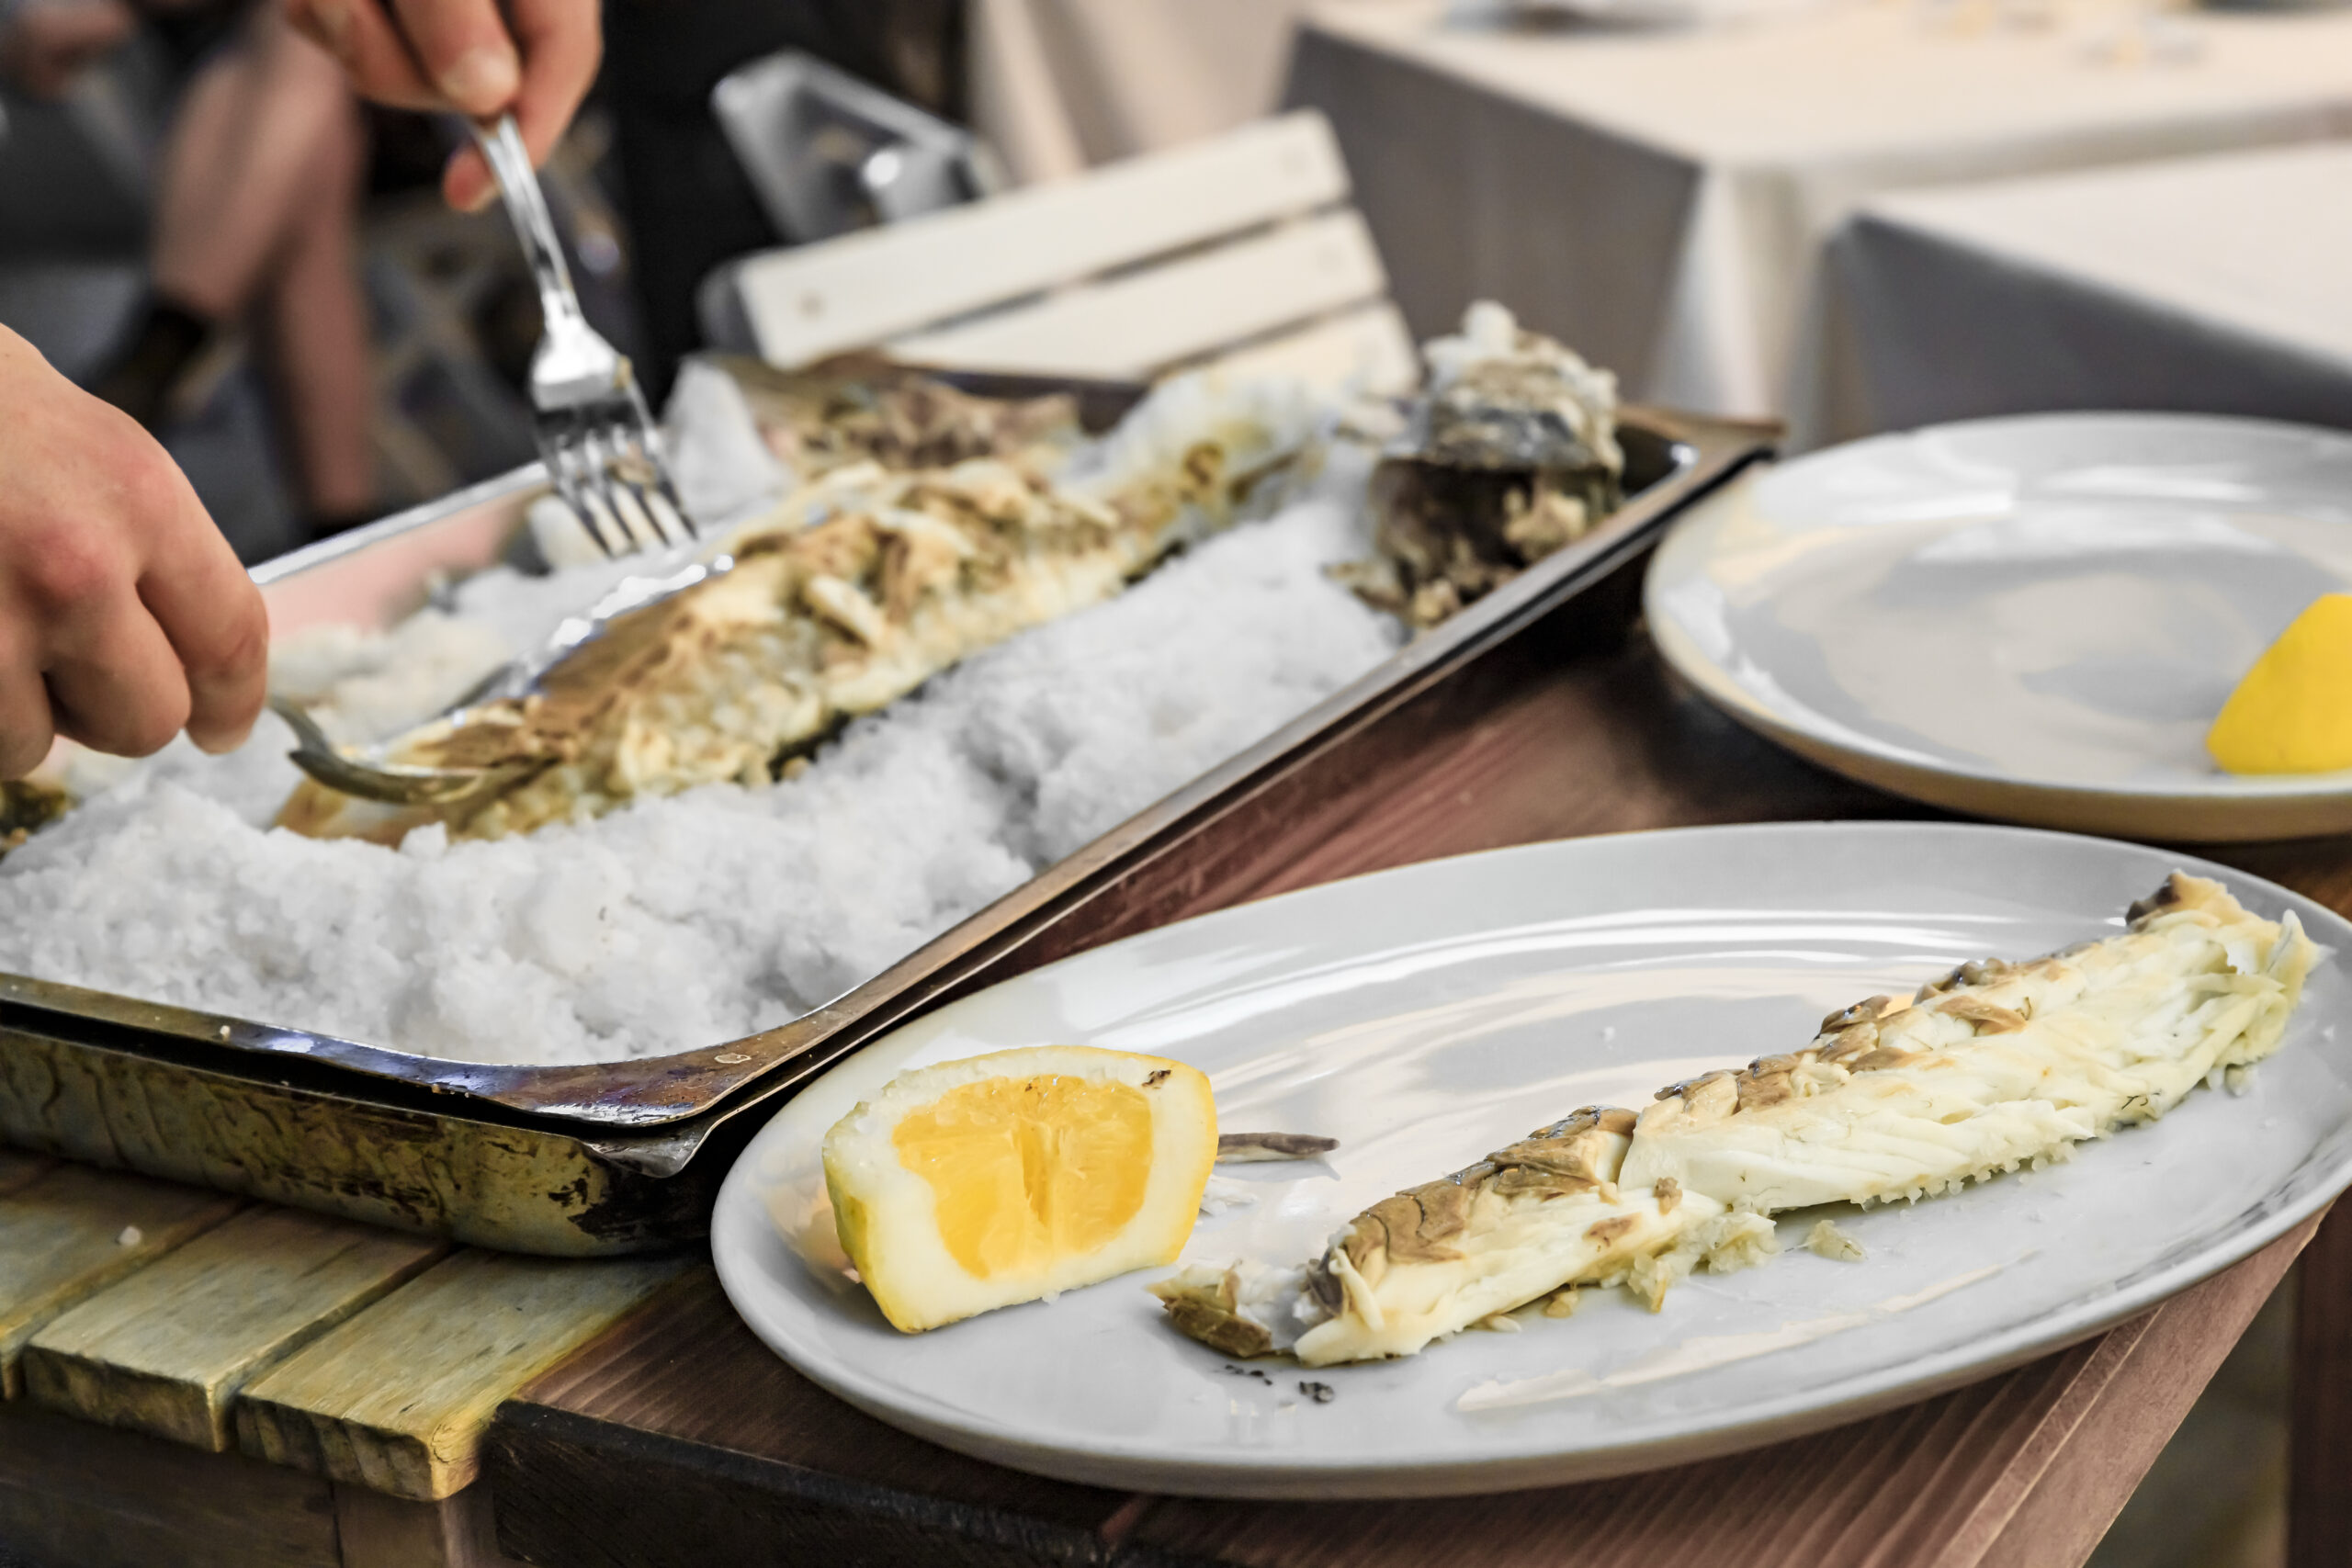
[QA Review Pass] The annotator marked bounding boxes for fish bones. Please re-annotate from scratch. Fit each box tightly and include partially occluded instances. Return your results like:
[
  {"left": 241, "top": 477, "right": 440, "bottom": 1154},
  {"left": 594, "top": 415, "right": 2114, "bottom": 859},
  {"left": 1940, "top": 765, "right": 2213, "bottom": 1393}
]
[{"left": 1151, "top": 873, "right": 2317, "bottom": 1366}]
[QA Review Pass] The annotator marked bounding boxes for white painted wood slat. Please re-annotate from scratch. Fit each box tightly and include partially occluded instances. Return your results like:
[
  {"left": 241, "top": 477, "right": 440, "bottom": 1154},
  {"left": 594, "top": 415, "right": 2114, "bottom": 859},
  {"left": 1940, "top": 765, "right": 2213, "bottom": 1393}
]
[
  {"left": 888, "top": 210, "right": 1389, "bottom": 380},
  {"left": 736, "top": 110, "right": 1351, "bottom": 367}
]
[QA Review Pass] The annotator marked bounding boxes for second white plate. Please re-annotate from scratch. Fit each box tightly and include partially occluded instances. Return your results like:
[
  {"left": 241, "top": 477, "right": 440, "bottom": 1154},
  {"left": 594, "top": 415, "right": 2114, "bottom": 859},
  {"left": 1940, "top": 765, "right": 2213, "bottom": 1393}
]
[
  {"left": 711, "top": 821, "right": 2352, "bottom": 1498},
  {"left": 1645, "top": 412, "right": 2352, "bottom": 840}
]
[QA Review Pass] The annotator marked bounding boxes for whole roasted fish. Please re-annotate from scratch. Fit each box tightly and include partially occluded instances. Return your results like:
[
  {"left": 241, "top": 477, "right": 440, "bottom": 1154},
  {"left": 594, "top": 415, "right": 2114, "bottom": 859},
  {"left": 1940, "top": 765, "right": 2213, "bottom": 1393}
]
[
  {"left": 1152, "top": 874, "right": 2315, "bottom": 1366},
  {"left": 278, "top": 378, "right": 1317, "bottom": 843},
  {"left": 721, "top": 355, "right": 1092, "bottom": 478}
]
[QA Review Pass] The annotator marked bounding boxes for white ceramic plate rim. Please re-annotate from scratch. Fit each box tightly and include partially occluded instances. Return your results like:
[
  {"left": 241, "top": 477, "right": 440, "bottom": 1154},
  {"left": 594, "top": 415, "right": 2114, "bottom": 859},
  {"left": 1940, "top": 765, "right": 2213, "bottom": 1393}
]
[
  {"left": 712, "top": 820, "right": 2352, "bottom": 1497},
  {"left": 1644, "top": 413, "right": 2352, "bottom": 824},
  {"left": 1649, "top": 608, "right": 2352, "bottom": 808}
]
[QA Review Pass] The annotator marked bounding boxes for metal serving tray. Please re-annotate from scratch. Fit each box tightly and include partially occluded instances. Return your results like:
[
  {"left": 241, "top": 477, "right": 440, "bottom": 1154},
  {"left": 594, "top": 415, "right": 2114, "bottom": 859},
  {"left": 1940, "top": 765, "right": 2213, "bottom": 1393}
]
[{"left": 0, "top": 386, "right": 1772, "bottom": 1253}]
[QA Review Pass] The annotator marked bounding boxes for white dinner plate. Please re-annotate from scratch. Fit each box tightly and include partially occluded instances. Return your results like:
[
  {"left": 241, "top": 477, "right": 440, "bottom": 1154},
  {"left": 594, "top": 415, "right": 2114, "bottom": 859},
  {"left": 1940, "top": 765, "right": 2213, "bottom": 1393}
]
[
  {"left": 1645, "top": 413, "right": 2352, "bottom": 841},
  {"left": 711, "top": 821, "right": 2352, "bottom": 1498}
]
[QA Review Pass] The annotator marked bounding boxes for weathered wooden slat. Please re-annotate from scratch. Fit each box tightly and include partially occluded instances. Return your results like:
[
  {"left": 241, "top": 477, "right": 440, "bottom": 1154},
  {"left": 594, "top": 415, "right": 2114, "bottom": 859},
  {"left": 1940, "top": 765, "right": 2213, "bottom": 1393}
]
[
  {"left": 735, "top": 110, "right": 1351, "bottom": 366},
  {"left": 888, "top": 210, "right": 1389, "bottom": 380},
  {"left": 235, "top": 1250, "right": 688, "bottom": 1500},
  {"left": 21, "top": 1206, "right": 447, "bottom": 1450},
  {"left": 0, "top": 1402, "right": 339, "bottom": 1568},
  {"left": 0, "top": 1164, "right": 240, "bottom": 1396}
]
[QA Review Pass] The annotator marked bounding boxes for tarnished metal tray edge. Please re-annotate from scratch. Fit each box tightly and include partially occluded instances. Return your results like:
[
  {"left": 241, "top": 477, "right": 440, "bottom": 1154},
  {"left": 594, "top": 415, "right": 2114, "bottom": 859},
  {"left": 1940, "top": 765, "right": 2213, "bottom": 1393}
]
[{"left": 1, "top": 405, "right": 1775, "bottom": 1145}]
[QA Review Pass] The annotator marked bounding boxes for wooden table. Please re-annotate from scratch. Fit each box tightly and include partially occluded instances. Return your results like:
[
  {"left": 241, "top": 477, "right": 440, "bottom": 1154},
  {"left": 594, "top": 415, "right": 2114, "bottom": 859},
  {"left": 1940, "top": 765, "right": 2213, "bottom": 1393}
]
[
  {"left": 482, "top": 592, "right": 2352, "bottom": 1568},
  {"left": 0, "top": 1158, "right": 681, "bottom": 1568},
  {"left": 6, "top": 554, "right": 2349, "bottom": 1566}
]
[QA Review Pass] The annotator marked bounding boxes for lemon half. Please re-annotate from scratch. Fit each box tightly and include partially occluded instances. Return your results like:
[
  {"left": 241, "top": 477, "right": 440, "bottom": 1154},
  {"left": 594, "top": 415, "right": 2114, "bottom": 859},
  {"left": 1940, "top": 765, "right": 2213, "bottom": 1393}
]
[
  {"left": 821, "top": 1045, "right": 1217, "bottom": 1332},
  {"left": 2209, "top": 593, "right": 2352, "bottom": 774}
]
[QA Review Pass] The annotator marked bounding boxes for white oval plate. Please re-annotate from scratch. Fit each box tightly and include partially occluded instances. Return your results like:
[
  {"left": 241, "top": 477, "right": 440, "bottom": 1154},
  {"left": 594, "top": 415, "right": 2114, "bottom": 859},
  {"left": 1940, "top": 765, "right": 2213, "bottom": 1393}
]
[
  {"left": 711, "top": 822, "right": 2352, "bottom": 1498},
  {"left": 1645, "top": 413, "right": 2352, "bottom": 841}
]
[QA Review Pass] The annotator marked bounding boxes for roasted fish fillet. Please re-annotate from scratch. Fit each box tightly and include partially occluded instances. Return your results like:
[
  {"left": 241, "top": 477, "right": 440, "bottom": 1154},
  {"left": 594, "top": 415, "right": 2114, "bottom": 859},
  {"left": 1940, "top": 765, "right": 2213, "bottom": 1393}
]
[
  {"left": 279, "top": 379, "right": 1314, "bottom": 843},
  {"left": 722, "top": 355, "right": 1090, "bottom": 479},
  {"left": 1152, "top": 873, "right": 2316, "bottom": 1366},
  {"left": 1620, "top": 873, "right": 2312, "bottom": 1210},
  {"left": 1153, "top": 1108, "right": 1775, "bottom": 1364}
]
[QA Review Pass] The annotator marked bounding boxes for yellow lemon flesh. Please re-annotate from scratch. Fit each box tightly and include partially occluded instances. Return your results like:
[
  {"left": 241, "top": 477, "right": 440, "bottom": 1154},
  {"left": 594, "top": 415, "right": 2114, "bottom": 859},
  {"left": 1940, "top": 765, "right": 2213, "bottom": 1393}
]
[
  {"left": 821, "top": 1045, "right": 1216, "bottom": 1332},
  {"left": 2209, "top": 593, "right": 2352, "bottom": 774}
]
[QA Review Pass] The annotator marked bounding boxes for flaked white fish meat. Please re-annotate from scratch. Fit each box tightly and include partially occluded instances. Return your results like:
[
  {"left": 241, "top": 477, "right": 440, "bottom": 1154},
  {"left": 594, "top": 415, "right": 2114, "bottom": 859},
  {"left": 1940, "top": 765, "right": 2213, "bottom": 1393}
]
[
  {"left": 278, "top": 375, "right": 1320, "bottom": 843},
  {"left": 1152, "top": 874, "right": 2316, "bottom": 1366},
  {"left": 1620, "top": 873, "right": 2311, "bottom": 1209},
  {"left": 1154, "top": 1107, "right": 1774, "bottom": 1364}
]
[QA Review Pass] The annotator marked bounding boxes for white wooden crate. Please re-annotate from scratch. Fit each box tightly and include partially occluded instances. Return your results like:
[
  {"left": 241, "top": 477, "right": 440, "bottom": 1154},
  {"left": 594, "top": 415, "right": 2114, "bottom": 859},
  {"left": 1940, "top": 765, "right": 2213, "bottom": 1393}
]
[{"left": 710, "top": 109, "right": 1419, "bottom": 395}]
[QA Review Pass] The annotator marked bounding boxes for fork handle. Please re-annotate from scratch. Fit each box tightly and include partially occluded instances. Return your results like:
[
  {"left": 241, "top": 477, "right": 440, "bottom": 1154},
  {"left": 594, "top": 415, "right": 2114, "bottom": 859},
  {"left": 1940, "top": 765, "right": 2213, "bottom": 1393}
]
[{"left": 469, "top": 113, "right": 591, "bottom": 337}]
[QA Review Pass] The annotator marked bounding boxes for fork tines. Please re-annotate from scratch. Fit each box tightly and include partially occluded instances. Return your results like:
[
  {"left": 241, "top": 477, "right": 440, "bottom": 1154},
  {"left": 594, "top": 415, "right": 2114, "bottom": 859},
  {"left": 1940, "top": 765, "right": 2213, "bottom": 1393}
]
[{"left": 541, "top": 387, "right": 696, "bottom": 558}]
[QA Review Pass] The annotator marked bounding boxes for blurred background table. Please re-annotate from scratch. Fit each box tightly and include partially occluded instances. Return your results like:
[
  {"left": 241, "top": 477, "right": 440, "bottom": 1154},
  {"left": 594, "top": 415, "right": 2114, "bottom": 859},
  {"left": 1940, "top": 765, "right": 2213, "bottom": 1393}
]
[
  {"left": 967, "top": 0, "right": 1316, "bottom": 180},
  {"left": 1806, "top": 140, "right": 2352, "bottom": 444},
  {"left": 1286, "top": 0, "right": 2352, "bottom": 421}
]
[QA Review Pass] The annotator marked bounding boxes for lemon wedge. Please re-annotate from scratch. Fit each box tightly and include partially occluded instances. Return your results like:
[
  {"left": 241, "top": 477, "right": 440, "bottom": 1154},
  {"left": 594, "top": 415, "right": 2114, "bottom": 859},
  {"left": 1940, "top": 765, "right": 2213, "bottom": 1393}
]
[
  {"left": 2209, "top": 593, "right": 2352, "bottom": 774},
  {"left": 822, "top": 1045, "right": 1217, "bottom": 1332}
]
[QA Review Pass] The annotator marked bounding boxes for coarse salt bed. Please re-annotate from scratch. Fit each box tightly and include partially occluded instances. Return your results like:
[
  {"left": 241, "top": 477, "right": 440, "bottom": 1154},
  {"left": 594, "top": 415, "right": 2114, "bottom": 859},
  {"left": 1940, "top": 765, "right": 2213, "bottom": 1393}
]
[{"left": 0, "top": 455, "right": 1402, "bottom": 1066}]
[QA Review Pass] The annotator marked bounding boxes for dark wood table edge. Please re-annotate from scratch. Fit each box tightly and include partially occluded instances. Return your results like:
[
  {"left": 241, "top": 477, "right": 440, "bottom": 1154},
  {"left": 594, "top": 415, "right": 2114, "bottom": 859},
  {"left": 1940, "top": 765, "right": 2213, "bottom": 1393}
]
[
  {"left": 485, "top": 1395, "right": 1182, "bottom": 1568},
  {"left": 485, "top": 1214, "right": 2316, "bottom": 1568},
  {"left": 2292, "top": 1195, "right": 2352, "bottom": 1568}
]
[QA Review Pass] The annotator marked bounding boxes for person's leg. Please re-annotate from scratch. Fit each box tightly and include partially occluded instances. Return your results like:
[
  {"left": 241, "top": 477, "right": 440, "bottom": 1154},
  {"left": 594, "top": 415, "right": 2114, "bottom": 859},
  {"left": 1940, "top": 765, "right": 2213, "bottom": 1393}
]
[
  {"left": 148, "top": 4, "right": 347, "bottom": 321},
  {"left": 92, "top": 3, "right": 359, "bottom": 435},
  {"left": 83, "top": 36, "right": 253, "bottom": 425},
  {"left": 602, "top": 0, "right": 960, "bottom": 400},
  {"left": 261, "top": 80, "right": 374, "bottom": 523}
]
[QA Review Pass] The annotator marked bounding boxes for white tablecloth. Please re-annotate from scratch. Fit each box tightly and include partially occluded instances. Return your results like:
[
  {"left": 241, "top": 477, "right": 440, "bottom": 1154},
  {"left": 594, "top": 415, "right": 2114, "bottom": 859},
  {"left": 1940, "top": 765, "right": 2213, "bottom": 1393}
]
[
  {"left": 1285, "top": 0, "right": 2352, "bottom": 418},
  {"left": 967, "top": 0, "right": 1324, "bottom": 183},
  {"left": 1807, "top": 141, "right": 2352, "bottom": 442}
]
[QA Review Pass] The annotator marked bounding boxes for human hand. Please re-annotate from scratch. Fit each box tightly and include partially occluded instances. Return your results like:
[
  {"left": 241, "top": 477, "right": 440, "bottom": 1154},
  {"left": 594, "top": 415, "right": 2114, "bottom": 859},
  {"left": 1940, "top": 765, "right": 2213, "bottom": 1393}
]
[
  {"left": 283, "top": 0, "right": 600, "bottom": 212},
  {"left": 0, "top": 0, "right": 134, "bottom": 100},
  {"left": 0, "top": 327, "right": 268, "bottom": 777}
]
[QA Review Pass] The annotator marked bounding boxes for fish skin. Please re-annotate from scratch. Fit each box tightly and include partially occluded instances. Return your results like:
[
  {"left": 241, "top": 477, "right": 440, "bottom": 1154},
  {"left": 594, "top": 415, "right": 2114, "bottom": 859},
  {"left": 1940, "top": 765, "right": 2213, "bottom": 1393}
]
[
  {"left": 278, "top": 382, "right": 1314, "bottom": 844},
  {"left": 278, "top": 465, "right": 1168, "bottom": 842},
  {"left": 1216, "top": 1133, "right": 1340, "bottom": 1164},
  {"left": 1621, "top": 874, "right": 2312, "bottom": 1212},
  {"left": 1155, "top": 874, "right": 2318, "bottom": 1365}
]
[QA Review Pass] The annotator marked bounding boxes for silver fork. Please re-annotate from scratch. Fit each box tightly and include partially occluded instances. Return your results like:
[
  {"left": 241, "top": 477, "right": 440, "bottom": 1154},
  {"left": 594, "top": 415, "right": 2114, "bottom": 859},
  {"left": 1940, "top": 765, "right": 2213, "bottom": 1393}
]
[{"left": 470, "top": 113, "right": 694, "bottom": 558}]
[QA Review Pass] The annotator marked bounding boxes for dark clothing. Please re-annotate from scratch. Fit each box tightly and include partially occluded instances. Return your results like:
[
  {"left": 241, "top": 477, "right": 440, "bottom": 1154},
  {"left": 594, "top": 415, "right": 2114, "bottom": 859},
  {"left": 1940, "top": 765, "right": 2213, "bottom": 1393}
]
[
  {"left": 143, "top": 0, "right": 254, "bottom": 76},
  {"left": 600, "top": 0, "right": 961, "bottom": 399}
]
